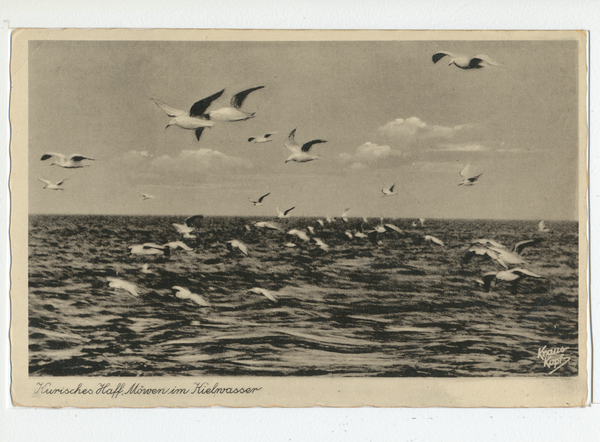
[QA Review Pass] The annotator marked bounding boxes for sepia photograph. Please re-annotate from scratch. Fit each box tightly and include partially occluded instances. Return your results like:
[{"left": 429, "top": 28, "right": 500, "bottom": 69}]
[{"left": 9, "top": 29, "right": 588, "bottom": 408}]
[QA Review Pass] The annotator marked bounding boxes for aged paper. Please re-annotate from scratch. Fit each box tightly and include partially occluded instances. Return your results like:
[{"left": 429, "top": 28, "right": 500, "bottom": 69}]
[{"left": 10, "top": 29, "right": 588, "bottom": 408}]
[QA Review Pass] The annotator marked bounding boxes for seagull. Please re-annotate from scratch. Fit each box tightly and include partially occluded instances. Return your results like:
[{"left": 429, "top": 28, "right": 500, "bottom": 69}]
[
  {"left": 249, "top": 192, "right": 270, "bottom": 206},
  {"left": 313, "top": 237, "right": 330, "bottom": 252},
  {"left": 382, "top": 184, "right": 398, "bottom": 197},
  {"left": 423, "top": 235, "right": 444, "bottom": 246},
  {"left": 248, "top": 133, "right": 276, "bottom": 143},
  {"left": 479, "top": 268, "right": 543, "bottom": 292},
  {"left": 538, "top": 220, "right": 551, "bottom": 232},
  {"left": 172, "top": 215, "right": 204, "bottom": 238},
  {"left": 248, "top": 287, "right": 277, "bottom": 303},
  {"left": 40, "top": 153, "right": 95, "bottom": 168},
  {"left": 227, "top": 240, "right": 249, "bottom": 256},
  {"left": 254, "top": 221, "right": 282, "bottom": 231},
  {"left": 277, "top": 205, "right": 295, "bottom": 218},
  {"left": 283, "top": 129, "right": 327, "bottom": 163},
  {"left": 141, "top": 264, "right": 156, "bottom": 275},
  {"left": 164, "top": 241, "right": 193, "bottom": 251},
  {"left": 141, "top": 194, "right": 155, "bottom": 201},
  {"left": 107, "top": 277, "right": 140, "bottom": 297},
  {"left": 463, "top": 245, "right": 508, "bottom": 269},
  {"left": 384, "top": 223, "right": 403, "bottom": 234},
  {"left": 458, "top": 163, "right": 483, "bottom": 186},
  {"left": 129, "top": 243, "right": 171, "bottom": 256},
  {"left": 343, "top": 230, "right": 354, "bottom": 239},
  {"left": 172, "top": 286, "right": 210, "bottom": 306},
  {"left": 418, "top": 218, "right": 425, "bottom": 227},
  {"left": 432, "top": 52, "right": 500, "bottom": 69},
  {"left": 38, "top": 177, "right": 67, "bottom": 190},
  {"left": 203, "top": 86, "right": 265, "bottom": 122},
  {"left": 287, "top": 229, "right": 310, "bottom": 242},
  {"left": 307, "top": 226, "right": 316, "bottom": 235},
  {"left": 341, "top": 208, "right": 350, "bottom": 223},
  {"left": 471, "top": 238, "right": 505, "bottom": 249},
  {"left": 316, "top": 219, "right": 325, "bottom": 227},
  {"left": 150, "top": 90, "right": 223, "bottom": 141},
  {"left": 284, "top": 242, "right": 297, "bottom": 248}
]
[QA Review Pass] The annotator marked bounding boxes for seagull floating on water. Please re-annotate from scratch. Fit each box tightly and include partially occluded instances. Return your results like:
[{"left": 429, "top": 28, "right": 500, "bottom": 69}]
[
  {"left": 248, "top": 133, "right": 276, "bottom": 144},
  {"left": 249, "top": 192, "right": 270, "bottom": 206},
  {"left": 151, "top": 90, "right": 223, "bottom": 141},
  {"left": 313, "top": 237, "right": 330, "bottom": 252},
  {"left": 227, "top": 240, "right": 249, "bottom": 256},
  {"left": 479, "top": 268, "right": 543, "bottom": 292},
  {"left": 41, "top": 153, "right": 95, "bottom": 168},
  {"left": 248, "top": 287, "right": 277, "bottom": 303},
  {"left": 107, "top": 277, "right": 140, "bottom": 297},
  {"left": 141, "top": 264, "right": 156, "bottom": 275},
  {"left": 458, "top": 163, "right": 483, "bottom": 186},
  {"left": 38, "top": 177, "right": 67, "bottom": 190},
  {"left": 287, "top": 229, "right": 310, "bottom": 242},
  {"left": 432, "top": 52, "right": 500, "bottom": 69},
  {"left": 277, "top": 205, "right": 295, "bottom": 219},
  {"left": 254, "top": 221, "right": 282, "bottom": 231},
  {"left": 283, "top": 129, "right": 327, "bottom": 163},
  {"left": 341, "top": 208, "right": 350, "bottom": 223},
  {"left": 537, "top": 220, "right": 551, "bottom": 232},
  {"left": 204, "top": 86, "right": 264, "bottom": 122},
  {"left": 382, "top": 184, "right": 398, "bottom": 197},
  {"left": 129, "top": 243, "right": 171, "bottom": 256},
  {"left": 423, "top": 235, "right": 444, "bottom": 247},
  {"left": 172, "top": 286, "right": 209, "bottom": 306}
]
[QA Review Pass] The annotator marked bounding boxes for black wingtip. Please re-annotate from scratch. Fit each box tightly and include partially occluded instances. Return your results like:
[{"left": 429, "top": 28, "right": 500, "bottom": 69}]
[
  {"left": 195, "top": 127, "right": 206, "bottom": 141},
  {"left": 432, "top": 52, "right": 448, "bottom": 64},
  {"left": 248, "top": 137, "right": 255, "bottom": 142}
]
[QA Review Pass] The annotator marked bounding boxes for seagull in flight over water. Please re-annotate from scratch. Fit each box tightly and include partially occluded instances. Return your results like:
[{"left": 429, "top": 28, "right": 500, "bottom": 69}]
[
  {"left": 432, "top": 52, "right": 500, "bottom": 69},
  {"left": 172, "top": 286, "right": 210, "bottom": 306},
  {"left": 277, "top": 205, "right": 295, "bottom": 218},
  {"left": 107, "top": 277, "right": 140, "bottom": 297},
  {"left": 151, "top": 90, "right": 223, "bottom": 141},
  {"left": 248, "top": 133, "right": 276, "bottom": 143},
  {"left": 479, "top": 268, "right": 543, "bottom": 292},
  {"left": 458, "top": 163, "right": 483, "bottom": 186},
  {"left": 537, "top": 220, "right": 551, "bottom": 232},
  {"left": 283, "top": 129, "right": 327, "bottom": 163},
  {"left": 172, "top": 215, "right": 204, "bottom": 238},
  {"left": 38, "top": 177, "right": 67, "bottom": 190},
  {"left": 248, "top": 287, "right": 278, "bottom": 303},
  {"left": 382, "top": 184, "right": 398, "bottom": 197},
  {"left": 204, "top": 86, "right": 265, "bottom": 122},
  {"left": 40, "top": 153, "right": 95, "bottom": 168},
  {"left": 250, "top": 192, "right": 270, "bottom": 206}
]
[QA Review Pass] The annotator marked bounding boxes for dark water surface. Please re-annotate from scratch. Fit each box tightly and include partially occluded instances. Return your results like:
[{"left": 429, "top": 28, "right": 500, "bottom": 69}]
[{"left": 28, "top": 215, "right": 579, "bottom": 377}]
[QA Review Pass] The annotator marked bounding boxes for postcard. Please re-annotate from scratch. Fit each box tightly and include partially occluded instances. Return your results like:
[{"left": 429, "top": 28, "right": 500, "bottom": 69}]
[{"left": 9, "top": 29, "right": 588, "bottom": 407}]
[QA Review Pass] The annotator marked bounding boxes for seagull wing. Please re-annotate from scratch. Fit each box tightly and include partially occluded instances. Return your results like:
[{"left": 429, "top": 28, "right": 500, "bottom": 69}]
[
  {"left": 468, "top": 173, "right": 483, "bottom": 182},
  {"left": 513, "top": 238, "right": 543, "bottom": 255},
  {"left": 55, "top": 178, "right": 67, "bottom": 186},
  {"left": 384, "top": 224, "right": 403, "bottom": 234},
  {"left": 426, "top": 235, "right": 444, "bottom": 246},
  {"left": 284, "top": 206, "right": 295, "bottom": 216},
  {"left": 40, "top": 152, "right": 65, "bottom": 161},
  {"left": 301, "top": 140, "right": 327, "bottom": 153},
  {"left": 473, "top": 54, "right": 500, "bottom": 66},
  {"left": 69, "top": 154, "right": 95, "bottom": 162},
  {"left": 258, "top": 192, "right": 270, "bottom": 203},
  {"left": 511, "top": 268, "right": 543, "bottom": 278},
  {"left": 184, "top": 215, "right": 204, "bottom": 226},
  {"left": 38, "top": 177, "right": 52, "bottom": 185},
  {"left": 230, "top": 86, "right": 264, "bottom": 109},
  {"left": 150, "top": 98, "right": 186, "bottom": 117},
  {"left": 459, "top": 163, "right": 471, "bottom": 177},
  {"left": 189, "top": 89, "right": 225, "bottom": 117},
  {"left": 432, "top": 51, "right": 456, "bottom": 64},
  {"left": 284, "top": 129, "right": 301, "bottom": 152},
  {"left": 194, "top": 127, "right": 206, "bottom": 141},
  {"left": 538, "top": 220, "right": 548, "bottom": 231}
]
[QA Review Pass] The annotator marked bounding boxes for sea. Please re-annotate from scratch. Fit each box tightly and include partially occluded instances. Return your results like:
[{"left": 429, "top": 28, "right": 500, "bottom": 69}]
[{"left": 28, "top": 215, "right": 579, "bottom": 377}]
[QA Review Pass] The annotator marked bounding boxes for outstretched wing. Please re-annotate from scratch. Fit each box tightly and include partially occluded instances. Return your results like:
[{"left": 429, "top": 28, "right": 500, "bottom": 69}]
[
  {"left": 56, "top": 178, "right": 68, "bottom": 186},
  {"left": 301, "top": 139, "right": 327, "bottom": 153},
  {"left": 189, "top": 89, "right": 225, "bottom": 117},
  {"left": 150, "top": 98, "right": 186, "bottom": 117},
  {"left": 41, "top": 152, "right": 64, "bottom": 161},
  {"left": 258, "top": 193, "right": 270, "bottom": 203},
  {"left": 459, "top": 163, "right": 471, "bottom": 178},
  {"left": 69, "top": 154, "right": 95, "bottom": 162},
  {"left": 284, "top": 129, "right": 300, "bottom": 152},
  {"left": 467, "top": 173, "right": 483, "bottom": 183},
  {"left": 473, "top": 54, "right": 500, "bottom": 66},
  {"left": 184, "top": 215, "right": 204, "bottom": 227},
  {"left": 432, "top": 52, "right": 455, "bottom": 64},
  {"left": 230, "top": 86, "right": 264, "bottom": 109},
  {"left": 284, "top": 206, "right": 295, "bottom": 216},
  {"left": 511, "top": 268, "right": 543, "bottom": 278},
  {"left": 513, "top": 238, "right": 543, "bottom": 255},
  {"left": 195, "top": 127, "right": 206, "bottom": 141},
  {"left": 38, "top": 177, "right": 51, "bottom": 185}
]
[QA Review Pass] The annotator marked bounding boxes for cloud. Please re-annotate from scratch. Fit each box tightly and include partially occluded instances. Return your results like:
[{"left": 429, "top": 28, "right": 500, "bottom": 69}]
[
  {"left": 433, "top": 143, "right": 492, "bottom": 152},
  {"left": 150, "top": 149, "right": 249, "bottom": 174},
  {"left": 340, "top": 142, "right": 406, "bottom": 168},
  {"left": 378, "top": 117, "right": 467, "bottom": 140}
]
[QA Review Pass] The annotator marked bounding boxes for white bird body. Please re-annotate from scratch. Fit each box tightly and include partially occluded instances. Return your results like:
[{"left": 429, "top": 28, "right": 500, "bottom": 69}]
[
  {"left": 283, "top": 129, "right": 327, "bottom": 163},
  {"left": 107, "top": 277, "right": 140, "bottom": 297},
  {"left": 250, "top": 192, "right": 270, "bottom": 206},
  {"left": 248, "top": 287, "right": 277, "bottom": 302},
  {"left": 313, "top": 237, "right": 330, "bottom": 252},
  {"left": 341, "top": 208, "right": 350, "bottom": 223},
  {"left": 141, "top": 264, "right": 156, "bottom": 275},
  {"left": 205, "top": 86, "right": 264, "bottom": 122},
  {"left": 141, "top": 194, "right": 155, "bottom": 200},
  {"left": 38, "top": 177, "right": 67, "bottom": 190},
  {"left": 277, "top": 205, "right": 295, "bottom": 218},
  {"left": 382, "top": 184, "right": 398, "bottom": 197},
  {"left": 287, "top": 229, "right": 310, "bottom": 242},
  {"left": 459, "top": 163, "right": 483, "bottom": 186},
  {"left": 424, "top": 235, "right": 444, "bottom": 246},
  {"left": 249, "top": 133, "right": 276, "bottom": 143},
  {"left": 172, "top": 215, "right": 203, "bottom": 237},
  {"left": 284, "top": 242, "right": 297, "bottom": 248},
  {"left": 538, "top": 220, "right": 551, "bottom": 232},
  {"left": 384, "top": 223, "right": 403, "bottom": 234},
  {"left": 164, "top": 241, "right": 193, "bottom": 251},
  {"left": 129, "top": 243, "right": 168, "bottom": 255},
  {"left": 254, "top": 221, "right": 282, "bottom": 231},
  {"left": 227, "top": 240, "right": 249, "bottom": 256},
  {"left": 433, "top": 52, "right": 500, "bottom": 69},
  {"left": 354, "top": 231, "right": 367, "bottom": 239},
  {"left": 307, "top": 226, "right": 316, "bottom": 235},
  {"left": 172, "top": 286, "right": 209, "bottom": 306},
  {"left": 151, "top": 94, "right": 219, "bottom": 141},
  {"left": 481, "top": 268, "right": 543, "bottom": 291},
  {"left": 41, "top": 153, "right": 95, "bottom": 168}
]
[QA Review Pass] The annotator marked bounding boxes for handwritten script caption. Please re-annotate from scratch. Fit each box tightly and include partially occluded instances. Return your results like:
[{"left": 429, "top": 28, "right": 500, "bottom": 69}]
[
  {"left": 34, "top": 382, "right": 262, "bottom": 399},
  {"left": 537, "top": 346, "right": 570, "bottom": 374}
]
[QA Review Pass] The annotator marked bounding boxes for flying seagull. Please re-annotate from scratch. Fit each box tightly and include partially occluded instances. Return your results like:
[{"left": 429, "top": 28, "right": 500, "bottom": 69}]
[
  {"left": 538, "top": 220, "right": 551, "bottom": 233},
  {"left": 248, "top": 287, "right": 277, "bottom": 303},
  {"left": 341, "top": 208, "right": 351, "bottom": 223},
  {"left": 382, "top": 184, "right": 398, "bottom": 197},
  {"left": 277, "top": 205, "right": 295, "bottom": 219},
  {"left": 40, "top": 153, "right": 95, "bottom": 168},
  {"left": 283, "top": 129, "right": 327, "bottom": 163},
  {"left": 227, "top": 240, "right": 249, "bottom": 256},
  {"left": 458, "top": 163, "right": 483, "bottom": 186},
  {"left": 38, "top": 177, "right": 67, "bottom": 190},
  {"left": 479, "top": 268, "right": 543, "bottom": 292},
  {"left": 313, "top": 237, "right": 330, "bottom": 252},
  {"left": 129, "top": 243, "right": 171, "bottom": 256},
  {"left": 172, "top": 215, "right": 204, "bottom": 238},
  {"left": 248, "top": 133, "right": 276, "bottom": 143},
  {"left": 249, "top": 192, "right": 270, "bottom": 206},
  {"left": 424, "top": 235, "right": 445, "bottom": 247},
  {"left": 432, "top": 52, "right": 500, "bottom": 69},
  {"left": 150, "top": 89, "right": 223, "bottom": 141},
  {"left": 203, "top": 86, "right": 264, "bottom": 122},
  {"left": 107, "top": 277, "right": 140, "bottom": 297},
  {"left": 287, "top": 229, "right": 310, "bottom": 242},
  {"left": 172, "top": 286, "right": 210, "bottom": 306},
  {"left": 141, "top": 194, "right": 155, "bottom": 201},
  {"left": 254, "top": 221, "right": 282, "bottom": 231}
]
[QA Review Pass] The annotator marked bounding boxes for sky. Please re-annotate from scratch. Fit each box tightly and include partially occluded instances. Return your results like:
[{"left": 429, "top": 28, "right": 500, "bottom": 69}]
[{"left": 27, "top": 38, "right": 581, "bottom": 220}]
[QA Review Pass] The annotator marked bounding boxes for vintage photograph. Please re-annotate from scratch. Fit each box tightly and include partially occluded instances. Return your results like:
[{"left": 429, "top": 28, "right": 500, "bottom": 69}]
[{"left": 10, "top": 29, "right": 588, "bottom": 407}]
